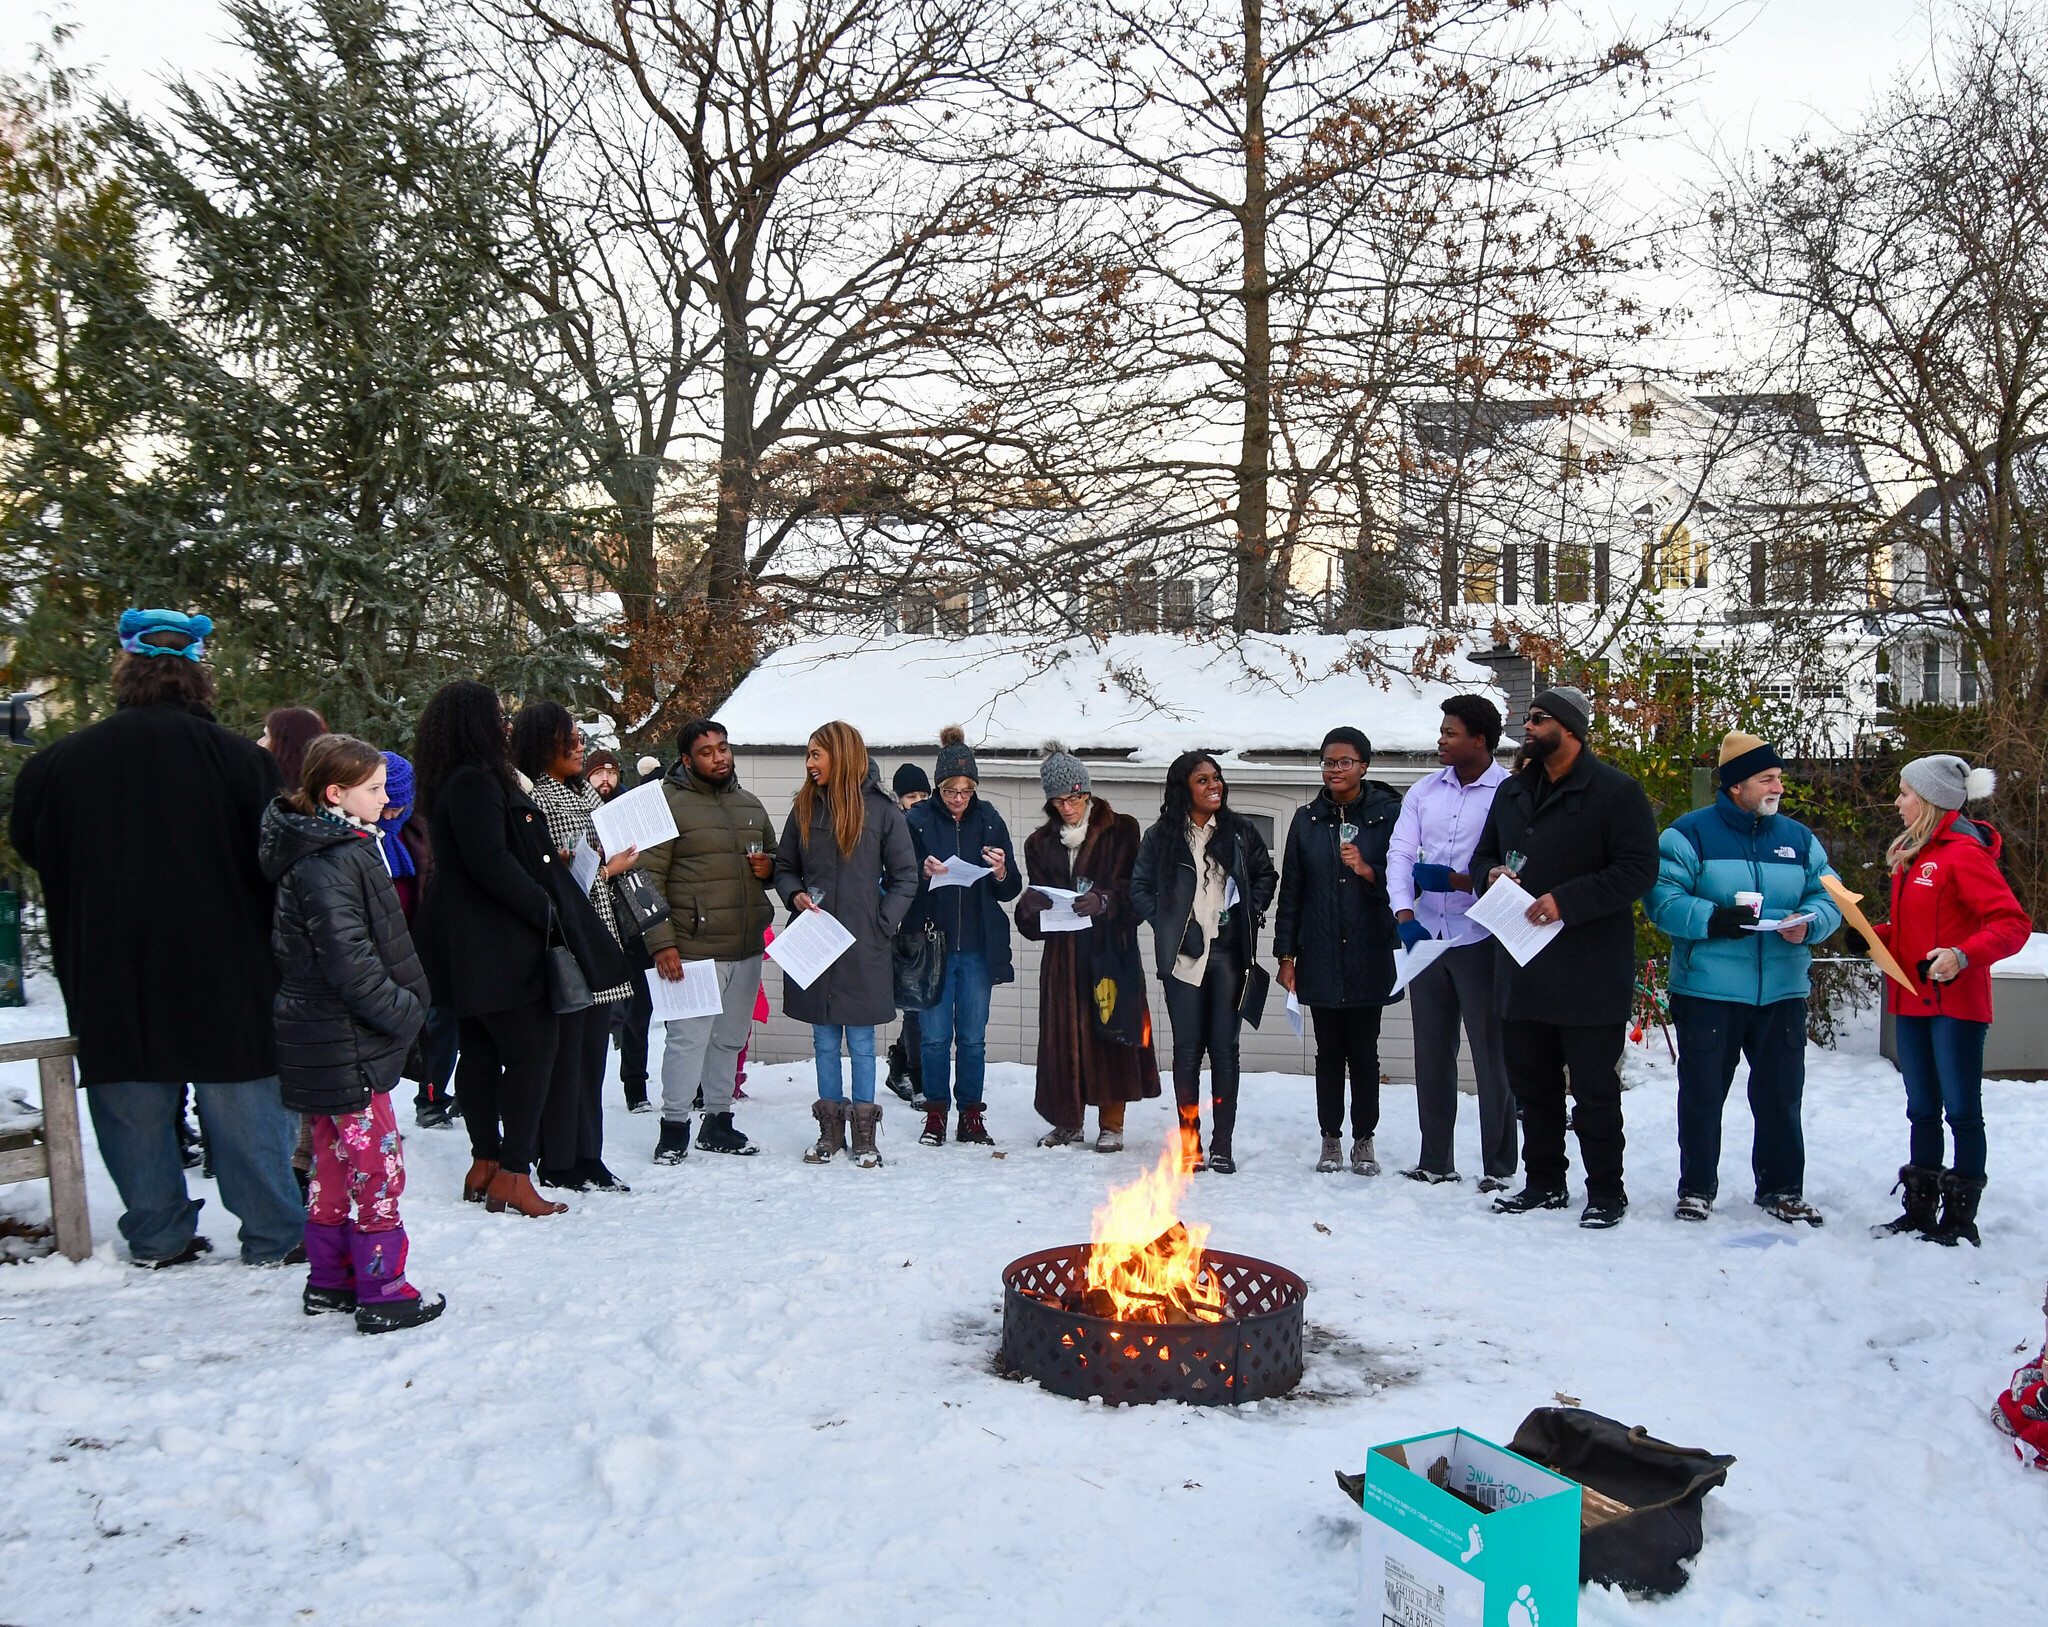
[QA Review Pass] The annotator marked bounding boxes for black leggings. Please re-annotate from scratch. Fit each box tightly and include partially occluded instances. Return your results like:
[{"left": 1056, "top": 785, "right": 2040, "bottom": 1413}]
[
  {"left": 1311, "top": 1004, "right": 1383, "bottom": 1139},
  {"left": 1162, "top": 954, "right": 1241, "bottom": 1147},
  {"left": 457, "top": 999, "right": 560, "bottom": 1175},
  {"left": 541, "top": 1004, "right": 612, "bottom": 1174}
]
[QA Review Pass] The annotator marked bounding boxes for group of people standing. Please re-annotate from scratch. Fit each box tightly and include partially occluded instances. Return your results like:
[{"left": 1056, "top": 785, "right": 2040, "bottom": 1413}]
[{"left": 8, "top": 607, "right": 2034, "bottom": 1342}]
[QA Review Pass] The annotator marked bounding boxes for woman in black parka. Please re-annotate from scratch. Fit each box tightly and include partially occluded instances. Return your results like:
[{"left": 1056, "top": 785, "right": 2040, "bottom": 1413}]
[
  {"left": 1131, "top": 752, "right": 1277, "bottom": 1173},
  {"left": 260, "top": 734, "right": 442, "bottom": 1333},
  {"left": 412, "top": 681, "right": 568, "bottom": 1219}
]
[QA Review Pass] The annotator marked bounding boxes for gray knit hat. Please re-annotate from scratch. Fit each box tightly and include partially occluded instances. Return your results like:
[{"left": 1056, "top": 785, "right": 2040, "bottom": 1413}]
[
  {"left": 935, "top": 724, "right": 978, "bottom": 786},
  {"left": 1039, "top": 748, "right": 1090, "bottom": 798},
  {"left": 1900, "top": 754, "right": 1997, "bottom": 812},
  {"left": 1530, "top": 684, "right": 1592, "bottom": 741}
]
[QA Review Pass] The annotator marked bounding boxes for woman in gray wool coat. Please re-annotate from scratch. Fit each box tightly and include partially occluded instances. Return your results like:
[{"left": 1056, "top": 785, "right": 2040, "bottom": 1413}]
[{"left": 773, "top": 720, "right": 919, "bottom": 1168}]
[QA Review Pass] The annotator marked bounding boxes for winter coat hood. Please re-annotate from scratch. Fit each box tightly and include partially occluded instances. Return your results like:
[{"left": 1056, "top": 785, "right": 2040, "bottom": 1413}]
[{"left": 259, "top": 798, "right": 367, "bottom": 882}]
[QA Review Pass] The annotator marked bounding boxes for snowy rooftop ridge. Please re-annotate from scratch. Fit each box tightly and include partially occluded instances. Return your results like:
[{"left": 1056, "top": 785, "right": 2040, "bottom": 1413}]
[{"left": 716, "top": 631, "right": 1505, "bottom": 760}]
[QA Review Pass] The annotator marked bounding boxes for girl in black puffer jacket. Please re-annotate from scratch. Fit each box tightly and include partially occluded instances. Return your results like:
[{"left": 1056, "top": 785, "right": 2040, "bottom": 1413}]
[{"left": 259, "top": 734, "right": 443, "bottom": 1334}]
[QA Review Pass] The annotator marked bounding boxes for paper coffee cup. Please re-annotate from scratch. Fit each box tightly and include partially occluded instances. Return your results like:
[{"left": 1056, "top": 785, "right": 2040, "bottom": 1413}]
[{"left": 1734, "top": 891, "right": 1763, "bottom": 917}]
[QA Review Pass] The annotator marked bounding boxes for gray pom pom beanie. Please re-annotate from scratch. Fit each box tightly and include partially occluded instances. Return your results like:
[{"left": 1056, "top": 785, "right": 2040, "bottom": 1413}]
[
  {"left": 1900, "top": 754, "right": 1998, "bottom": 812},
  {"left": 1039, "top": 750, "right": 1090, "bottom": 798}
]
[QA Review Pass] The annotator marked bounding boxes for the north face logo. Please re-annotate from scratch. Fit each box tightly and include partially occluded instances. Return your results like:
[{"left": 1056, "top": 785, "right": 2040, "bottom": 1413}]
[{"left": 1775, "top": 846, "right": 1797, "bottom": 858}]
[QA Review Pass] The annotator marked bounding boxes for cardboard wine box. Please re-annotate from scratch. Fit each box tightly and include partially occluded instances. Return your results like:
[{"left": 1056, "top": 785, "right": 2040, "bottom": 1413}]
[{"left": 1358, "top": 1427, "right": 1582, "bottom": 1627}]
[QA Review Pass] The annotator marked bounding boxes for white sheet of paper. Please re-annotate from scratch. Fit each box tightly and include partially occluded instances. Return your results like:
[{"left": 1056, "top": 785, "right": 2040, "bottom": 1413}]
[
  {"left": 645, "top": 962, "right": 723, "bottom": 1021},
  {"left": 765, "top": 905, "right": 858, "bottom": 988},
  {"left": 1285, "top": 988, "right": 1303, "bottom": 1037},
  {"left": 590, "top": 780, "right": 678, "bottom": 859},
  {"left": 1033, "top": 885, "right": 1092, "bottom": 933},
  {"left": 1466, "top": 875, "right": 1565, "bottom": 966},
  {"left": 1391, "top": 936, "right": 1454, "bottom": 995},
  {"left": 928, "top": 854, "right": 993, "bottom": 890},
  {"left": 1224, "top": 876, "right": 1241, "bottom": 909},
  {"left": 569, "top": 835, "right": 601, "bottom": 895},
  {"left": 1743, "top": 912, "right": 1817, "bottom": 933}
]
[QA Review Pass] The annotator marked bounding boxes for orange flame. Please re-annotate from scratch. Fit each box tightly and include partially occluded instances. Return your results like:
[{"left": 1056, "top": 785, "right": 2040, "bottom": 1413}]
[{"left": 1084, "top": 1138, "right": 1228, "bottom": 1323}]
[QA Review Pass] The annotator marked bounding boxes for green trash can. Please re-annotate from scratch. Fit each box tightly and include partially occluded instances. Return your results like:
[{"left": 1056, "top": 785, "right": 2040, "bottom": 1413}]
[{"left": 0, "top": 889, "right": 24, "bottom": 1007}]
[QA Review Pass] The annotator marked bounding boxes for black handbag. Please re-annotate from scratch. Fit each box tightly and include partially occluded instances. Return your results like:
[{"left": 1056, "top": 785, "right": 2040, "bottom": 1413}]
[
  {"left": 613, "top": 866, "right": 673, "bottom": 939},
  {"left": 544, "top": 911, "right": 593, "bottom": 1015},
  {"left": 893, "top": 919, "right": 948, "bottom": 1011},
  {"left": 1506, "top": 1408, "right": 1737, "bottom": 1596},
  {"left": 1236, "top": 961, "right": 1270, "bottom": 1029},
  {"left": 1088, "top": 932, "right": 1148, "bottom": 1047}
]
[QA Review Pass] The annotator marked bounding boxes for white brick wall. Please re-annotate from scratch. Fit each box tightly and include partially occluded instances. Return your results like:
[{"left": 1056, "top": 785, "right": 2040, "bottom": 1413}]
[{"left": 727, "top": 746, "right": 1484, "bottom": 1088}]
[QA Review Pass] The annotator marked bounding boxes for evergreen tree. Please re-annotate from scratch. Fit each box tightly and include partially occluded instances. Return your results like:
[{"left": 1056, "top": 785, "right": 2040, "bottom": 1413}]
[{"left": 99, "top": 0, "right": 601, "bottom": 737}]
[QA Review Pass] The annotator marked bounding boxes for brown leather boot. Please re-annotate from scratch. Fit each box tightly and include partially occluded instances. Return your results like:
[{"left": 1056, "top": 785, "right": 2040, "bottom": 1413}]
[
  {"left": 462, "top": 1159, "right": 500, "bottom": 1204},
  {"left": 484, "top": 1169, "right": 567, "bottom": 1216},
  {"left": 804, "top": 1099, "right": 848, "bottom": 1164},
  {"left": 849, "top": 1101, "right": 884, "bottom": 1168}
]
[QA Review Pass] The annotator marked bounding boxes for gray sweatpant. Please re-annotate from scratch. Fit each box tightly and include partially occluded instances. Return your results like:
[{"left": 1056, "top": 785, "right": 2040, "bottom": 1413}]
[
  {"left": 659, "top": 954, "right": 764, "bottom": 1121},
  {"left": 1409, "top": 939, "right": 1519, "bottom": 1179}
]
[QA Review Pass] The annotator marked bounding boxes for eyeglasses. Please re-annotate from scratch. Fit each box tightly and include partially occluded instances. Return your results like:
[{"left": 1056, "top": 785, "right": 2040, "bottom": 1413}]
[{"left": 1320, "top": 757, "right": 1362, "bottom": 771}]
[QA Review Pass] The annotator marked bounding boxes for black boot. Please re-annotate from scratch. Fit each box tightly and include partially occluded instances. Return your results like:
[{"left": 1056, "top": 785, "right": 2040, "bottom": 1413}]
[
  {"left": 303, "top": 1282, "right": 357, "bottom": 1315},
  {"left": 1493, "top": 1185, "right": 1570, "bottom": 1214},
  {"left": 581, "top": 1157, "right": 632, "bottom": 1192},
  {"left": 356, "top": 1293, "right": 448, "bottom": 1335},
  {"left": 1871, "top": 1164, "right": 1943, "bottom": 1238},
  {"left": 653, "top": 1118, "right": 692, "bottom": 1165},
  {"left": 623, "top": 1083, "right": 650, "bottom": 1114},
  {"left": 696, "top": 1112, "right": 758, "bottom": 1156},
  {"left": 884, "top": 1038, "right": 918, "bottom": 1102},
  {"left": 538, "top": 1165, "right": 592, "bottom": 1193},
  {"left": 1925, "top": 1171, "right": 1987, "bottom": 1248}
]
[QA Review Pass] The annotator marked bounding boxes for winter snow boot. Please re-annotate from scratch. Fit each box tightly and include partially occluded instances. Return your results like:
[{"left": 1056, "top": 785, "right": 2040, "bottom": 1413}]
[
  {"left": 1493, "top": 1186, "right": 1570, "bottom": 1215},
  {"left": 653, "top": 1118, "right": 692, "bottom": 1165},
  {"left": 1316, "top": 1136, "right": 1343, "bottom": 1173},
  {"left": 1925, "top": 1171, "right": 1987, "bottom": 1248},
  {"left": 1758, "top": 1194, "right": 1824, "bottom": 1227},
  {"left": 1094, "top": 1126, "right": 1124, "bottom": 1153},
  {"left": 849, "top": 1101, "right": 885, "bottom": 1168},
  {"left": 1872, "top": 1163, "right": 1942, "bottom": 1239},
  {"left": 1579, "top": 1199, "right": 1628, "bottom": 1230},
  {"left": 884, "top": 1038, "right": 918, "bottom": 1102},
  {"left": 539, "top": 1166, "right": 592, "bottom": 1193},
  {"left": 1037, "top": 1124, "right": 1085, "bottom": 1147},
  {"left": 349, "top": 1225, "right": 446, "bottom": 1335},
  {"left": 696, "top": 1112, "right": 757, "bottom": 1156},
  {"left": 581, "top": 1157, "right": 632, "bottom": 1192},
  {"left": 1207, "top": 1134, "right": 1236, "bottom": 1174},
  {"left": 623, "top": 1082, "right": 650, "bottom": 1113},
  {"left": 133, "top": 1235, "right": 212, "bottom": 1270},
  {"left": 302, "top": 1220, "right": 356, "bottom": 1315},
  {"left": 956, "top": 1105, "right": 993, "bottom": 1145},
  {"left": 1674, "top": 1194, "right": 1712, "bottom": 1223},
  {"left": 919, "top": 1103, "right": 948, "bottom": 1146},
  {"left": 1350, "top": 1136, "right": 1379, "bottom": 1176},
  {"left": 461, "top": 1158, "right": 499, "bottom": 1204},
  {"left": 484, "top": 1170, "right": 567, "bottom": 1216},
  {"left": 806, "top": 1099, "right": 848, "bottom": 1164}
]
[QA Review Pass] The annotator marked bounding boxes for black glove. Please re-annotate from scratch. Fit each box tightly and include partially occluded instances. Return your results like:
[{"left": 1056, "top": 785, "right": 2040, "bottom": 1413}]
[{"left": 1706, "top": 904, "right": 1753, "bottom": 940}]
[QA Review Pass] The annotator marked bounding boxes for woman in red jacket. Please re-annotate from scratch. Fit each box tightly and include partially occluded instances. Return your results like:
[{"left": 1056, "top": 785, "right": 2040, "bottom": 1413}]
[{"left": 1871, "top": 756, "right": 2032, "bottom": 1246}]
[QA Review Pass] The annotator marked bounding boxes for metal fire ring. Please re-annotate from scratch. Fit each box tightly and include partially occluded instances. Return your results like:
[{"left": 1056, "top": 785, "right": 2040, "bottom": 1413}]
[{"left": 998, "top": 1243, "right": 1306, "bottom": 1406}]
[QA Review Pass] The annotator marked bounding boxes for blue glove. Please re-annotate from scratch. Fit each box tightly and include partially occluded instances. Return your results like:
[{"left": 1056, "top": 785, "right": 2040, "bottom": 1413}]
[
  {"left": 1397, "top": 918, "right": 1431, "bottom": 952},
  {"left": 1411, "top": 863, "right": 1456, "bottom": 894}
]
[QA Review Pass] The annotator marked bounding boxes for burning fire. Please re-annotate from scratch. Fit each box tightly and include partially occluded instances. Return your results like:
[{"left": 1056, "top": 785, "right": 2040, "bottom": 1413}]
[{"left": 1083, "top": 1138, "right": 1229, "bottom": 1324}]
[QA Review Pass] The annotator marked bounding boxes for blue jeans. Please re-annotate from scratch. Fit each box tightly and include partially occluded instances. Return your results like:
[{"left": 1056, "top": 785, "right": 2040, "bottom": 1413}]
[
  {"left": 87, "top": 1079, "right": 304, "bottom": 1263},
  {"left": 919, "top": 950, "right": 992, "bottom": 1107},
  {"left": 1894, "top": 1014, "right": 1989, "bottom": 1178},
  {"left": 813, "top": 1025, "right": 877, "bottom": 1103}
]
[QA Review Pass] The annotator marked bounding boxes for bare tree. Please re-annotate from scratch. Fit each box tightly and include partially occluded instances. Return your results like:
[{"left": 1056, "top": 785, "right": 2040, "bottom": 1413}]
[
  {"left": 1710, "top": 0, "right": 2048, "bottom": 912},
  {"left": 1013, "top": 0, "right": 1700, "bottom": 631}
]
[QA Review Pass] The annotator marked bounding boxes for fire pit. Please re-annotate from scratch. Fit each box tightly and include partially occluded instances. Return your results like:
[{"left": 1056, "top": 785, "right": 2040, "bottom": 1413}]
[
  {"left": 999, "top": 1242, "right": 1306, "bottom": 1405},
  {"left": 998, "top": 1139, "right": 1306, "bottom": 1406}
]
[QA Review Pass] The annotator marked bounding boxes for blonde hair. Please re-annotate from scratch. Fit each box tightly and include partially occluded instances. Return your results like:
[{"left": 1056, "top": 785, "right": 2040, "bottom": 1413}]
[
  {"left": 792, "top": 720, "right": 870, "bottom": 857},
  {"left": 1886, "top": 791, "right": 1946, "bottom": 874}
]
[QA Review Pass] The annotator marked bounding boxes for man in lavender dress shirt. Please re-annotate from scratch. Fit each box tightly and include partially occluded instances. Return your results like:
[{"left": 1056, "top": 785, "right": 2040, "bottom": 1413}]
[{"left": 1386, "top": 695, "right": 1518, "bottom": 1188}]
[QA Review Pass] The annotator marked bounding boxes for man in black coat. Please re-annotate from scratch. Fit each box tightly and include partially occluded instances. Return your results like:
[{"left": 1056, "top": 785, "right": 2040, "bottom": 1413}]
[
  {"left": 1470, "top": 686, "right": 1660, "bottom": 1228},
  {"left": 9, "top": 612, "right": 304, "bottom": 1267}
]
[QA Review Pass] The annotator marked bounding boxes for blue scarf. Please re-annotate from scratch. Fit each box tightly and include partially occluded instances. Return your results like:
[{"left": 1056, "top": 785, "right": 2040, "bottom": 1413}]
[{"left": 378, "top": 751, "right": 417, "bottom": 878}]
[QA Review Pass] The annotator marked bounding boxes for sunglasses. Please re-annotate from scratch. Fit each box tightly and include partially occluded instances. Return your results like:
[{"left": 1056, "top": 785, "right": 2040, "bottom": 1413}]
[{"left": 1525, "top": 710, "right": 1553, "bottom": 725}]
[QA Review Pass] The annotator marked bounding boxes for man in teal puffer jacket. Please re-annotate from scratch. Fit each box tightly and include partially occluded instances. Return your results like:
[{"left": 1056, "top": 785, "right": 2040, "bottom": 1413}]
[{"left": 1647, "top": 732, "right": 1843, "bottom": 1227}]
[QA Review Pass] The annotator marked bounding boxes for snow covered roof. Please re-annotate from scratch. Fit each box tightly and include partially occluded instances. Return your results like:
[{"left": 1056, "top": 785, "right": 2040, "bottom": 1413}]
[{"left": 716, "top": 632, "right": 1505, "bottom": 761}]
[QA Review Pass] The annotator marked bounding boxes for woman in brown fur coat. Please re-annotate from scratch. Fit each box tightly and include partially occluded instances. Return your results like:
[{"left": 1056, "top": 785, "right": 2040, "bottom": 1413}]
[{"left": 1015, "top": 750, "right": 1161, "bottom": 1150}]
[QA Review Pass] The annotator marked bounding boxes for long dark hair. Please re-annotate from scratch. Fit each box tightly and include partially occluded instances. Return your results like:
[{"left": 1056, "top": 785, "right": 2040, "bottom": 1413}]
[
  {"left": 1160, "top": 750, "right": 1233, "bottom": 879},
  {"left": 263, "top": 706, "right": 329, "bottom": 789},
  {"left": 413, "top": 681, "right": 512, "bottom": 814},
  {"left": 112, "top": 652, "right": 217, "bottom": 712},
  {"left": 509, "top": 700, "right": 579, "bottom": 786}
]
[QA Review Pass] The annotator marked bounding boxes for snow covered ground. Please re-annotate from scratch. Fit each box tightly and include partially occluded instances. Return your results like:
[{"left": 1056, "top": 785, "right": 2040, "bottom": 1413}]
[{"left": 2, "top": 975, "right": 2044, "bottom": 1626}]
